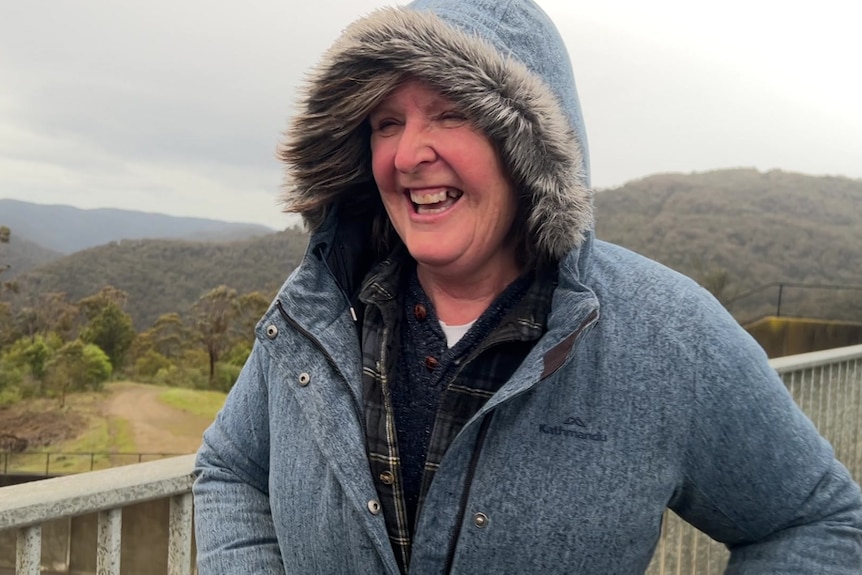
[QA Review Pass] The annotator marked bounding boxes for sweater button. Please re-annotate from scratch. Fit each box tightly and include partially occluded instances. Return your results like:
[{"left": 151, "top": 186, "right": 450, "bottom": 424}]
[
  {"left": 379, "top": 471, "right": 395, "bottom": 485},
  {"left": 414, "top": 304, "right": 427, "bottom": 321},
  {"left": 265, "top": 325, "right": 278, "bottom": 339},
  {"left": 298, "top": 372, "right": 311, "bottom": 387},
  {"left": 424, "top": 356, "right": 439, "bottom": 371},
  {"left": 367, "top": 499, "right": 381, "bottom": 515},
  {"left": 473, "top": 513, "right": 488, "bottom": 528}
]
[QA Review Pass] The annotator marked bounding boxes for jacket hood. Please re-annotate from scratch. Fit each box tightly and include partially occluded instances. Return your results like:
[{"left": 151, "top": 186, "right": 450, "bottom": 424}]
[{"left": 281, "top": 0, "right": 593, "bottom": 262}]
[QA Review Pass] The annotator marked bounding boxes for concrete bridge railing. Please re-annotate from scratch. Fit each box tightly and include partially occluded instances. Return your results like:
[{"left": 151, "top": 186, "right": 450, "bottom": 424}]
[
  {"left": 1, "top": 344, "right": 861, "bottom": 574},
  {"left": 0, "top": 454, "right": 195, "bottom": 574}
]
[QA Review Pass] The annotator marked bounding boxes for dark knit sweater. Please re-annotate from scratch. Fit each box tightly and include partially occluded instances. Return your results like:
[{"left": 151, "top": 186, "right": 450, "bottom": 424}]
[{"left": 391, "top": 268, "right": 533, "bottom": 533}]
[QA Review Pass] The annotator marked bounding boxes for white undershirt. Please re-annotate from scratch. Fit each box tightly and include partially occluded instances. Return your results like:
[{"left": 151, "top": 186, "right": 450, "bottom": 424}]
[{"left": 439, "top": 319, "right": 476, "bottom": 348}]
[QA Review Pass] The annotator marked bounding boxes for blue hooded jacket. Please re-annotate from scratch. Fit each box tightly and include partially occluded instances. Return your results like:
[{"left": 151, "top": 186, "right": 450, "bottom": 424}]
[{"left": 193, "top": 1, "right": 862, "bottom": 572}]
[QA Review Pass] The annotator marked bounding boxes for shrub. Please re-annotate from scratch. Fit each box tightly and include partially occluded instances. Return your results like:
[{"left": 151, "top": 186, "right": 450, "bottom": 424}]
[
  {"left": 0, "top": 385, "right": 22, "bottom": 406},
  {"left": 81, "top": 343, "right": 112, "bottom": 391},
  {"left": 134, "top": 350, "right": 173, "bottom": 381},
  {"left": 154, "top": 364, "right": 208, "bottom": 390},
  {"left": 223, "top": 342, "right": 252, "bottom": 367},
  {"left": 44, "top": 340, "right": 113, "bottom": 405},
  {"left": 0, "top": 363, "right": 22, "bottom": 391},
  {"left": 212, "top": 362, "right": 242, "bottom": 392}
]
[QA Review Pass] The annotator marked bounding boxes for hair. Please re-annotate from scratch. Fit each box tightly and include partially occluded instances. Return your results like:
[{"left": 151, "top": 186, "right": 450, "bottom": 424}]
[{"left": 281, "top": 7, "right": 592, "bottom": 265}]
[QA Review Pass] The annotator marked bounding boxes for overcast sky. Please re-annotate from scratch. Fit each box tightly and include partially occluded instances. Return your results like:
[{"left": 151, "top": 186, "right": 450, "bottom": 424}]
[{"left": 1, "top": 1, "right": 860, "bottom": 230}]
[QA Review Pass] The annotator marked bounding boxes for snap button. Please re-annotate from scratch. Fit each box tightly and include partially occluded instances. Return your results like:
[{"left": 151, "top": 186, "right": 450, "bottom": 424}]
[
  {"left": 298, "top": 372, "right": 311, "bottom": 387},
  {"left": 367, "top": 499, "right": 381, "bottom": 515},
  {"left": 379, "top": 471, "right": 394, "bottom": 485},
  {"left": 424, "top": 356, "right": 439, "bottom": 371},
  {"left": 265, "top": 325, "right": 278, "bottom": 339},
  {"left": 473, "top": 513, "right": 488, "bottom": 528},
  {"left": 414, "top": 303, "right": 428, "bottom": 321}
]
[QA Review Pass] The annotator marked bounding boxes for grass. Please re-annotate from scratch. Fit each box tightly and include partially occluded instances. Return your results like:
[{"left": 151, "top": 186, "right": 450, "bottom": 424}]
[
  {"left": 158, "top": 388, "right": 227, "bottom": 419},
  {"left": 2, "top": 382, "right": 222, "bottom": 475},
  {"left": 0, "top": 392, "right": 136, "bottom": 475}
]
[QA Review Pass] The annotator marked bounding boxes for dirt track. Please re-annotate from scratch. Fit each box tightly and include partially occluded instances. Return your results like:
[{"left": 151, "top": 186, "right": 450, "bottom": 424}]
[{"left": 103, "top": 382, "right": 211, "bottom": 455}]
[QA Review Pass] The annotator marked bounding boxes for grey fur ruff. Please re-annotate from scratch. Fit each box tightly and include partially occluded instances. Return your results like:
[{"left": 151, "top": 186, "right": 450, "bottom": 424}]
[{"left": 280, "top": 7, "right": 593, "bottom": 262}]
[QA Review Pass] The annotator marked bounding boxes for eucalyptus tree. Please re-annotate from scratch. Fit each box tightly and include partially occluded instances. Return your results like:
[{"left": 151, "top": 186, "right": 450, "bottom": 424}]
[{"left": 191, "top": 285, "right": 240, "bottom": 386}]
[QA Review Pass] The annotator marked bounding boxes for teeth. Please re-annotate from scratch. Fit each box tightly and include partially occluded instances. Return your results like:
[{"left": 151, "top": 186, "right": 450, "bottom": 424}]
[
  {"left": 409, "top": 188, "right": 462, "bottom": 205},
  {"left": 410, "top": 189, "right": 446, "bottom": 205}
]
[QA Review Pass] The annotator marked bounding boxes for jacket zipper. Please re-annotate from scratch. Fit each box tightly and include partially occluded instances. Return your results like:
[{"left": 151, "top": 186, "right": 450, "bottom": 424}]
[
  {"left": 443, "top": 414, "right": 494, "bottom": 574},
  {"left": 314, "top": 242, "right": 360, "bottom": 322},
  {"left": 440, "top": 310, "right": 598, "bottom": 574},
  {"left": 275, "top": 299, "right": 365, "bottom": 428}
]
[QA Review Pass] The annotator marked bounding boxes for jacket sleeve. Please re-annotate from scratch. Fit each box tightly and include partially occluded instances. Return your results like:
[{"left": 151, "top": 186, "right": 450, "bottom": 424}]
[
  {"left": 193, "top": 339, "right": 286, "bottom": 574},
  {"left": 671, "top": 294, "right": 862, "bottom": 574}
]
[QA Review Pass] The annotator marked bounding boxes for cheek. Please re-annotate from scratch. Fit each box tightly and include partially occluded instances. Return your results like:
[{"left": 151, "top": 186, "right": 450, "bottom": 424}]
[{"left": 370, "top": 141, "right": 393, "bottom": 188}]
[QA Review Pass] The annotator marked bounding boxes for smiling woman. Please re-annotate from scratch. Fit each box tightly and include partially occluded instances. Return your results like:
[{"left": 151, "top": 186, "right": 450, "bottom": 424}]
[
  {"left": 369, "top": 80, "right": 521, "bottom": 322},
  {"left": 191, "top": 0, "right": 862, "bottom": 573}
]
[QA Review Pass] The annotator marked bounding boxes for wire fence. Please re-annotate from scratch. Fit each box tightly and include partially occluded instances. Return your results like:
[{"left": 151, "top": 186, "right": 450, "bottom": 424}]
[
  {"left": 0, "top": 451, "right": 186, "bottom": 476},
  {"left": 725, "top": 282, "right": 862, "bottom": 326}
]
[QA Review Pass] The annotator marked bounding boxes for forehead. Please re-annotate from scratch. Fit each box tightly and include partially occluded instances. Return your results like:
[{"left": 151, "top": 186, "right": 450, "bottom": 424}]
[{"left": 371, "top": 79, "right": 454, "bottom": 113}]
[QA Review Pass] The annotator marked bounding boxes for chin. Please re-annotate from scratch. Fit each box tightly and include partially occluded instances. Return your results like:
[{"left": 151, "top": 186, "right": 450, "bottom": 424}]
[
  {"left": 410, "top": 253, "right": 457, "bottom": 269},
  {"left": 407, "top": 246, "right": 461, "bottom": 270}
]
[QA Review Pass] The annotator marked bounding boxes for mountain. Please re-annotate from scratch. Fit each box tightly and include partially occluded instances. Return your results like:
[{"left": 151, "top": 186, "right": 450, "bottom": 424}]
[
  {"left": 1, "top": 232, "right": 63, "bottom": 279},
  {"left": 3, "top": 228, "right": 309, "bottom": 330},
  {"left": 0, "top": 199, "right": 277, "bottom": 254},
  {"left": 5, "top": 169, "right": 862, "bottom": 331},
  {"left": 594, "top": 168, "right": 862, "bottom": 321}
]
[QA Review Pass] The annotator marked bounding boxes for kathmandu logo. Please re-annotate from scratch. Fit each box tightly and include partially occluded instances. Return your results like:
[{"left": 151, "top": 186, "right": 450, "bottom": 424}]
[{"left": 539, "top": 416, "right": 607, "bottom": 442}]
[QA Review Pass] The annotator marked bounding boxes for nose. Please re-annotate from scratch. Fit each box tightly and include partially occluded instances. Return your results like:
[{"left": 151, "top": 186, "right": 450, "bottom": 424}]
[{"left": 393, "top": 122, "right": 436, "bottom": 173}]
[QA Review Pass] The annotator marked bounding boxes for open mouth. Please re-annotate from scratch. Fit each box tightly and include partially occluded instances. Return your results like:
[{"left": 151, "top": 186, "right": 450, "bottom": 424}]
[{"left": 409, "top": 188, "right": 463, "bottom": 215}]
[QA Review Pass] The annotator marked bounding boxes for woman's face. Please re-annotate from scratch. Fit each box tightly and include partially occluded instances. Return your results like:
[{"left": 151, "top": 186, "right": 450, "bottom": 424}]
[{"left": 369, "top": 80, "right": 519, "bottom": 283}]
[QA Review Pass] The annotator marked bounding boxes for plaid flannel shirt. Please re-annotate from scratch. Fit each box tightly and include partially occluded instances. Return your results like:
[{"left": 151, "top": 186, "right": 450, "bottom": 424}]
[{"left": 358, "top": 255, "right": 554, "bottom": 573}]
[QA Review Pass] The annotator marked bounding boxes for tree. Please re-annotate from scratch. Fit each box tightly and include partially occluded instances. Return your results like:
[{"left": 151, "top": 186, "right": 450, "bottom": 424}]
[
  {"left": 237, "top": 291, "right": 270, "bottom": 336},
  {"left": 45, "top": 340, "right": 112, "bottom": 407},
  {"left": 148, "top": 312, "right": 189, "bottom": 360},
  {"left": 191, "top": 285, "right": 239, "bottom": 386},
  {"left": 80, "top": 343, "right": 113, "bottom": 389},
  {"left": 77, "top": 285, "right": 129, "bottom": 321},
  {"left": 80, "top": 301, "right": 136, "bottom": 372},
  {"left": 45, "top": 341, "right": 83, "bottom": 407},
  {"left": 15, "top": 292, "right": 79, "bottom": 342},
  {"left": 0, "top": 226, "right": 15, "bottom": 293},
  {"left": 22, "top": 336, "right": 52, "bottom": 380},
  {"left": 133, "top": 349, "right": 173, "bottom": 380},
  {"left": 127, "top": 312, "right": 188, "bottom": 378},
  {"left": 0, "top": 302, "right": 16, "bottom": 351}
]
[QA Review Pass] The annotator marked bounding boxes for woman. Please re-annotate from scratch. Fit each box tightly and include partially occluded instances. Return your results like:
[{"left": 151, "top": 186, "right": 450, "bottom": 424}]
[{"left": 193, "top": 0, "right": 862, "bottom": 573}]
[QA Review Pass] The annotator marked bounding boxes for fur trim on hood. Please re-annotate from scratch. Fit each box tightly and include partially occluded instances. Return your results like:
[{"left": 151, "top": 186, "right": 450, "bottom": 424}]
[{"left": 280, "top": 1, "right": 593, "bottom": 262}]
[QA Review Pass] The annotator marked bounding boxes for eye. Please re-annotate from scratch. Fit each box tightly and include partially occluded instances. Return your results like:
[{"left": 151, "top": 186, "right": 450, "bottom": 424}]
[
  {"left": 436, "top": 109, "right": 468, "bottom": 126},
  {"left": 370, "top": 117, "right": 401, "bottom": 136}
]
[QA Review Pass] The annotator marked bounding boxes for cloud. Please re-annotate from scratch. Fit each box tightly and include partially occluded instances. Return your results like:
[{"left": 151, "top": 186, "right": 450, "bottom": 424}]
[{"left": 0, "top": 0, "right": 859, "bottom": 228}]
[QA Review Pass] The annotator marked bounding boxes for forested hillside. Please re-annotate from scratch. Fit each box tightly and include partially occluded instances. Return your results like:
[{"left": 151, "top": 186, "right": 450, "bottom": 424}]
[
  {"left": 5, "top": 168, "right": 862, "bottom": 330},
  {"left": 1, "top": 232, "right": 62, "bottom": 278},
  {"left": 3, "top": 228, "right": 309, "bottom": 330},
  {"left": 594, "top": 168, "right": 862, "bottom": 320},
  {"left": 3, "top": 168, "right": 861, "bottom": 409}
]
